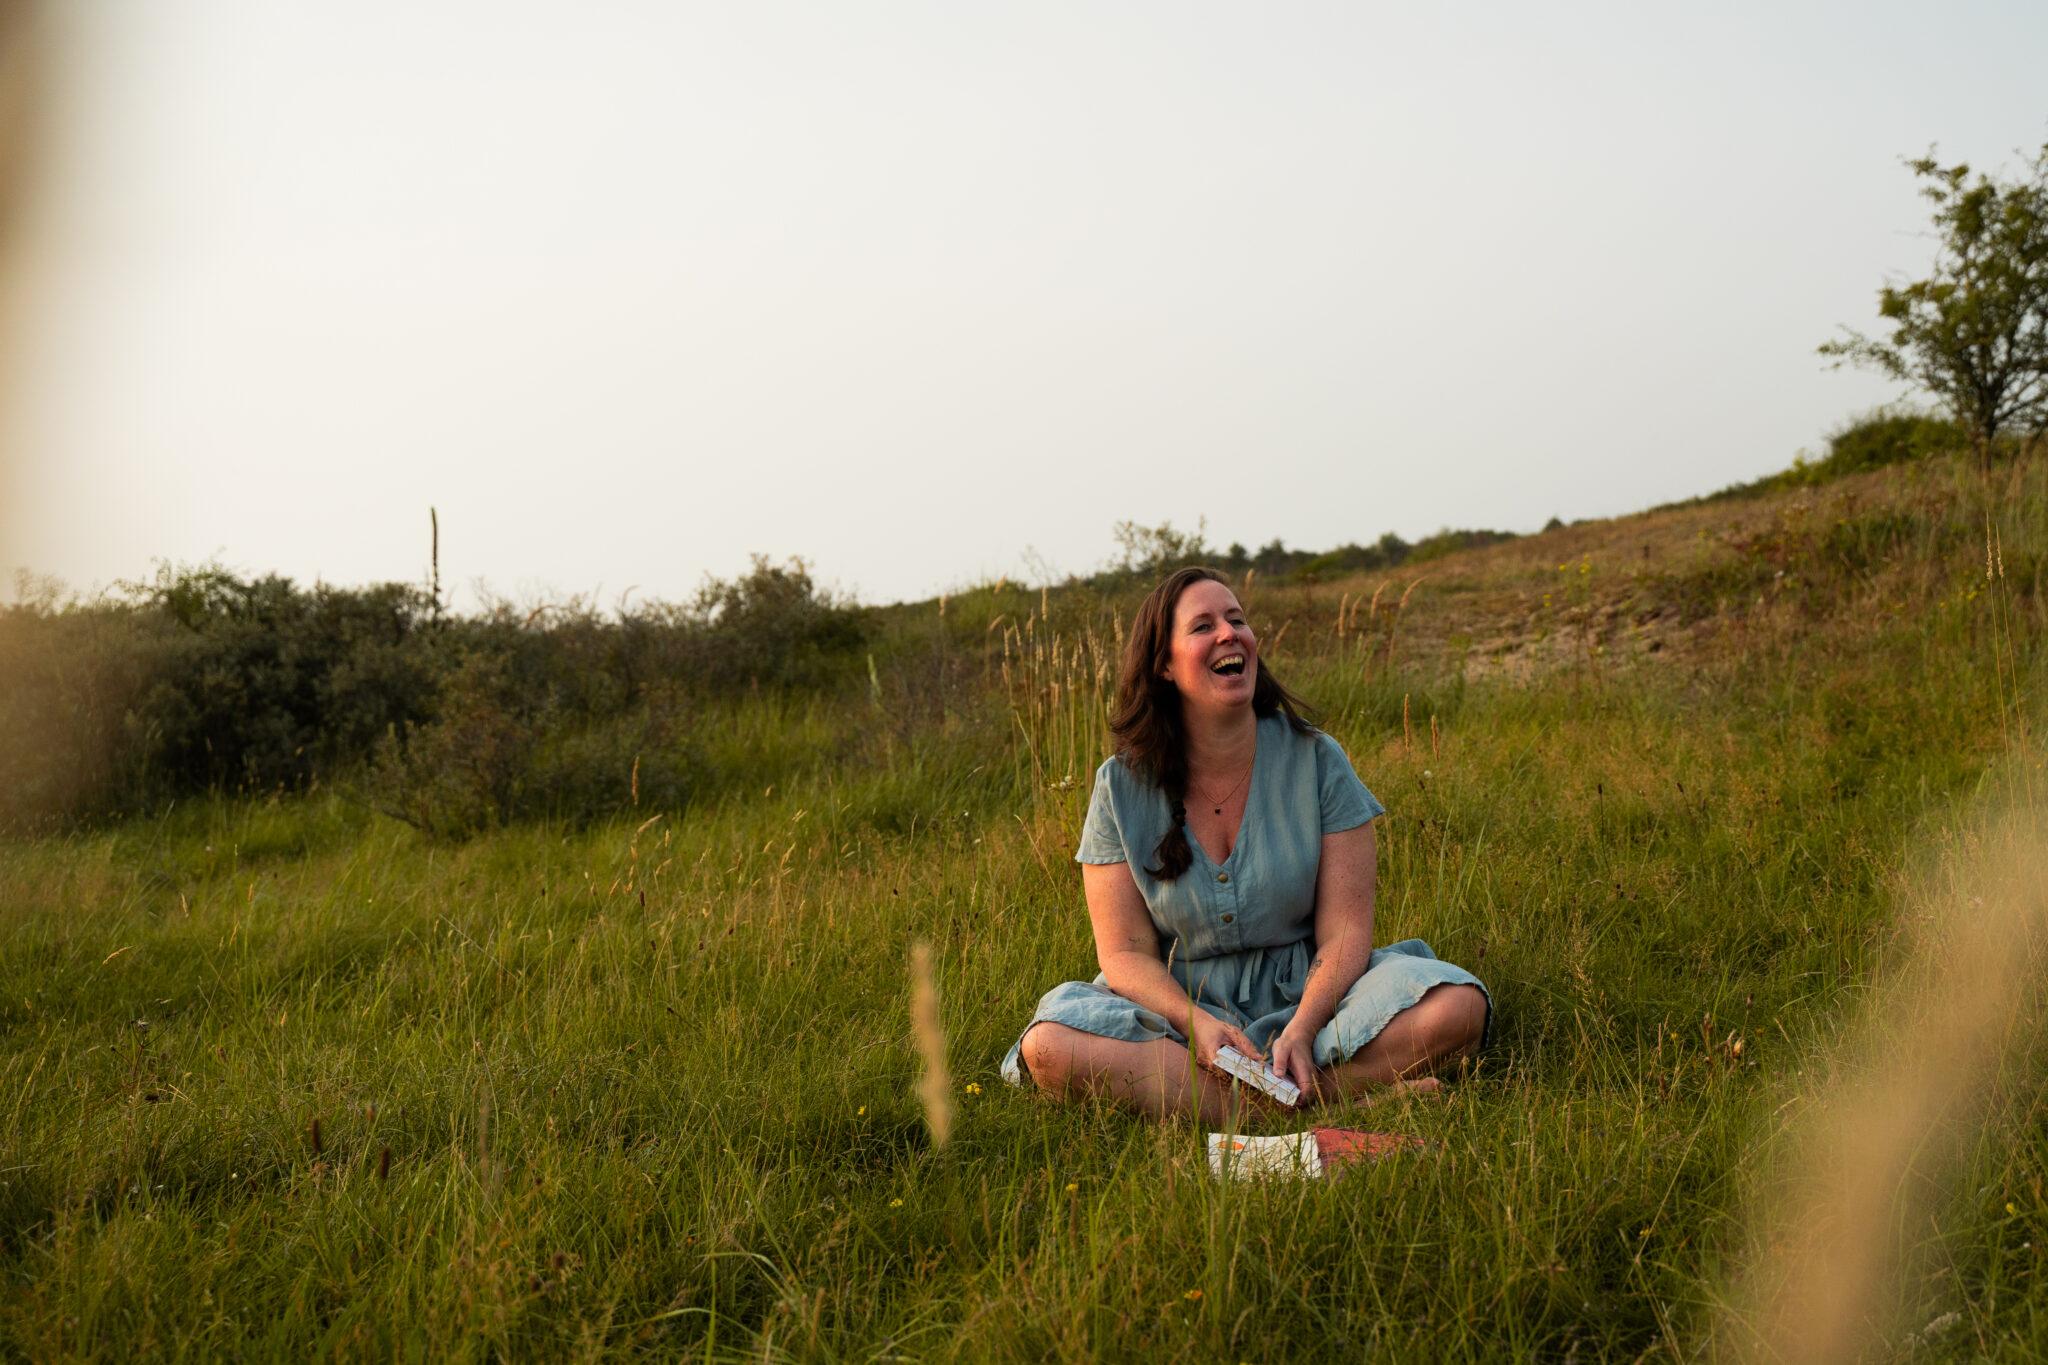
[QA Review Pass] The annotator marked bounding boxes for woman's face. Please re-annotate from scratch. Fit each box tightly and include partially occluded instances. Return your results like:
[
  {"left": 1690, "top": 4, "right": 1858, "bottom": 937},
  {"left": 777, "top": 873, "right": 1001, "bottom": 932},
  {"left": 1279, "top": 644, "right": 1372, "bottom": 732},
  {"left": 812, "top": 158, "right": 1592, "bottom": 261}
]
[{"left": 1161, "top": 578, "right": 1259, "bottom": 713}]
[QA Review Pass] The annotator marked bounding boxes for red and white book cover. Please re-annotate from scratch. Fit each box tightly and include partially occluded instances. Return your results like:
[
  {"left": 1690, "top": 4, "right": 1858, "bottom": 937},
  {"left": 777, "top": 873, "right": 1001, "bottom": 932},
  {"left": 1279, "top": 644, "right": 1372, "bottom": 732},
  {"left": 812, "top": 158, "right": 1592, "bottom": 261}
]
[{"left": 1207, "top": 1128, "right": 1424, "bottom": 1179}]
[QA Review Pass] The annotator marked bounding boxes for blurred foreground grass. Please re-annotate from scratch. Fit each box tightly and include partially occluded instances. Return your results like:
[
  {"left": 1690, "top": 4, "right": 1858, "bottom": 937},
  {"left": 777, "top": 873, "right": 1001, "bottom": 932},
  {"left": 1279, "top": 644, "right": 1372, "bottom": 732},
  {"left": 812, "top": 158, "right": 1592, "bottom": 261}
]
[{"left": 2, "top": 454, "right": 2046, "bottom": 1361}]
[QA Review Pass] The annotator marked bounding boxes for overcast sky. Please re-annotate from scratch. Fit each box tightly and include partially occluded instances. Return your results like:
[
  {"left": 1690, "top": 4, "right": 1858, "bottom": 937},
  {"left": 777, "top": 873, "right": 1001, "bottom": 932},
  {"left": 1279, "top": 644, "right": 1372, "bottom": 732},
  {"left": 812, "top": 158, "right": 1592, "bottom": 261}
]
[{"left": 2, "top": 1, "right": 2044, "bottom": 608}]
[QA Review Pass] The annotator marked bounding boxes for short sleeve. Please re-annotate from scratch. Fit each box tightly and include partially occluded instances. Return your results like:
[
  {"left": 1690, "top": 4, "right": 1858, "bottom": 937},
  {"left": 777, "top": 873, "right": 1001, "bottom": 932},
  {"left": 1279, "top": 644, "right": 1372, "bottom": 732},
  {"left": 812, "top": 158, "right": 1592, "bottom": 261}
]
[
  {"left": 1315, "top": 732, "right": 1385, "bottom": 833},
  {"left": 1075, "top": 763, "right": 1128, "bottom": 864}
]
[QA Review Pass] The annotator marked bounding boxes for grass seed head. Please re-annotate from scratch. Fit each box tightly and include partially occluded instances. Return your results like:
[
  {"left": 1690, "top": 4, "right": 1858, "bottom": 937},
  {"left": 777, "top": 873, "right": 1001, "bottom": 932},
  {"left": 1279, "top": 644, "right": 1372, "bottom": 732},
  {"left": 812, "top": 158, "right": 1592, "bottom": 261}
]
[{"left": 910, "top": 940, "right": 952, "bottom": 1147}]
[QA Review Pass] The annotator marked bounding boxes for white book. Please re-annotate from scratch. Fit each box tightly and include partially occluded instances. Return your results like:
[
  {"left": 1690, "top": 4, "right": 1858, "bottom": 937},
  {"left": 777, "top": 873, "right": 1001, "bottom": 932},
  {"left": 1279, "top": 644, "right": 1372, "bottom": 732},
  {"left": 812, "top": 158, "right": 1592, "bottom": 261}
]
[
  {"left": 1208, "top": 1131, "right": 1323, "bottom": 1180},
  {"left": 1213, "top": 1045, "right": 1303, "bottom": 1107}
]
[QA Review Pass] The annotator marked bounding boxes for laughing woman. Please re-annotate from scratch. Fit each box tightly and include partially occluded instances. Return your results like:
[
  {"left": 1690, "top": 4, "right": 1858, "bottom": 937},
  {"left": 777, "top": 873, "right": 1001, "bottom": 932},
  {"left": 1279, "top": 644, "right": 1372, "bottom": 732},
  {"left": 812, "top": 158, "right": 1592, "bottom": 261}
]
[{"left": 1001, "top": 567, "right": 1490, "bottom": 1122}]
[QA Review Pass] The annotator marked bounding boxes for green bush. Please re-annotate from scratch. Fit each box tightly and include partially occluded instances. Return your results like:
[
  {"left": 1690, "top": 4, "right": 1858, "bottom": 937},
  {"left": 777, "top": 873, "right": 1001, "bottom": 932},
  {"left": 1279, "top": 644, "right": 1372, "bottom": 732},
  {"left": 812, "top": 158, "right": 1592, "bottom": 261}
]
[
  {"left": 1291, "top": 532, "right": 1416, "bottom": 581},
  {"left": 1689, "top": 409, "right": 1973, "bottom": 506},
  {"left": 131, "top": 566, "right": 443, "bottom": 796},
  {"left": 1817, "top": 408, "right": 1969, "bottom": 476},
  {"left": 1405, "top": 527, "right": 1520, "bottom": 565},
  {"left": 0, "top": 558, "right": 870, "bottom": 834}
]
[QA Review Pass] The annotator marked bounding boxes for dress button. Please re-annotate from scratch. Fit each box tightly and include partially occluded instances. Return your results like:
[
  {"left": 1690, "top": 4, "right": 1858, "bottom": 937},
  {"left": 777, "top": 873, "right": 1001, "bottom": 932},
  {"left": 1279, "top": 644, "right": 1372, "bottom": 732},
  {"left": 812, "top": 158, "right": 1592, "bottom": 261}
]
[
  {"left": 1217, "top": 873, "right": 1229, "bottom": 883},
  {"left": 1221, "top": 913, "right": 1234, "bottom": 923}
]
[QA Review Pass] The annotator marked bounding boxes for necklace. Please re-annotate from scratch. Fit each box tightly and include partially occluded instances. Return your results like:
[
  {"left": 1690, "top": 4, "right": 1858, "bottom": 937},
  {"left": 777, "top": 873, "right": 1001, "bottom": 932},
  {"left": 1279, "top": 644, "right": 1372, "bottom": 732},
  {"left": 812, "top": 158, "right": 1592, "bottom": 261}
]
[{"left": 1191, "top": 752, "right": 1254, "bottom": 814}]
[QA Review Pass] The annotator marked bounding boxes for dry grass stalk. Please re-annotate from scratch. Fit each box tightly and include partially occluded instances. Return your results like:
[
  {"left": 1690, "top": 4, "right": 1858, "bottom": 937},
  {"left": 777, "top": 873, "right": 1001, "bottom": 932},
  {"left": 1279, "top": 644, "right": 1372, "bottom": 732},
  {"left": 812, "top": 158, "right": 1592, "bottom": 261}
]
[
  {"left": 1714, "top": 806, "right": 2048, "bottom": 1363},
  {"left": 1375, "top": 574, "right": 1427, "bottom": 674},
  {"left": 911, "top": 941, "right": 952, "bottom": 1147}
]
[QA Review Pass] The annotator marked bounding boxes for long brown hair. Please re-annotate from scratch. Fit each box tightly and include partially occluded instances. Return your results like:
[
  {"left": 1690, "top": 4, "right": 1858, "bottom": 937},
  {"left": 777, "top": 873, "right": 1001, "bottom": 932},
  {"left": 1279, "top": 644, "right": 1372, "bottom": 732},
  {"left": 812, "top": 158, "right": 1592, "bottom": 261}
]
[{"left": 1109, "top": 566, "right": 1314, "bottom": 881}]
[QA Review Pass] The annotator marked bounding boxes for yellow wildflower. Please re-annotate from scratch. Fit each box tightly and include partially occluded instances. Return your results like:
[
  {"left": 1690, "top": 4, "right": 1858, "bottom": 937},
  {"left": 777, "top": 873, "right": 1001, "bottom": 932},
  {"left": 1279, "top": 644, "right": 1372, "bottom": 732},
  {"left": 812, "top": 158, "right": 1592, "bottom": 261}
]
[
  {"left": 1064, "top": 1182, "right": 1078, "bottom": 1194},
  {"left": 1184, "top": 1289, "right": 1203, "bottom": 1302},
  {"left": 2009, "top": 1202, "right": 2019, "bottom": 1216},
  {"left": 857, "top": 1106, "right": 866, "bottom": 1116},
  {"left": 889, "top": 1198, "right": 903, "bottom": 1208},
  {"left": 964, "top": 1083, "right": 982, "bottom": 1095}
]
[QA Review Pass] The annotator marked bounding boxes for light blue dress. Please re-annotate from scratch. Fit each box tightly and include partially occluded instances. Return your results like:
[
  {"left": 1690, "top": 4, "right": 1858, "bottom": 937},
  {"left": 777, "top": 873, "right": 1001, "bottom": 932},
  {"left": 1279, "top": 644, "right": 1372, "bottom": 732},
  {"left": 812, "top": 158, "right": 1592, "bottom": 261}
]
[{"left": 1001, "top": 712, "right": 1490, "bottom": 1087}]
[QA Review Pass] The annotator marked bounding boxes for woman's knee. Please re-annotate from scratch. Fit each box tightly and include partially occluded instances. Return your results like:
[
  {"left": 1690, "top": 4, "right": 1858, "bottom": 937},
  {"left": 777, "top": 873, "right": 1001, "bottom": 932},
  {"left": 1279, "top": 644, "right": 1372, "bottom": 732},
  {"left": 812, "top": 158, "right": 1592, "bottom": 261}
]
[
  {"left": 1018, "top": 1022, "right": 1079, "bottom": 1090},
  {"left": 1390, "top": 983, "right": 1487, "bottom": 1064},
  {"left": 1426, "top": 984, "right": 1489, "bottom": 1058}
]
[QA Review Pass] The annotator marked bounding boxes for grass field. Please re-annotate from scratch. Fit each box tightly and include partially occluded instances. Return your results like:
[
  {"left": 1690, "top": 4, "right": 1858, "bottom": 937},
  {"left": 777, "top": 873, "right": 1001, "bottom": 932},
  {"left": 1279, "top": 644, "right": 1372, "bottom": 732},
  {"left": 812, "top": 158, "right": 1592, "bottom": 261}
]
[{"left": 2, "top": 453, "right": 2045, "bottom": 1361}]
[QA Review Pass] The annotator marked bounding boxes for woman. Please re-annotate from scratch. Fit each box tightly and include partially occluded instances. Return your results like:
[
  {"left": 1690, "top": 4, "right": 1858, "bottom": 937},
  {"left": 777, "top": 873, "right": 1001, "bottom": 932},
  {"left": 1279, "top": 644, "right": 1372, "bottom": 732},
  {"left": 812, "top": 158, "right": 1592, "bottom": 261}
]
[{"left": 1001, "top": 567, "right": 1490, "bottom": 1122}]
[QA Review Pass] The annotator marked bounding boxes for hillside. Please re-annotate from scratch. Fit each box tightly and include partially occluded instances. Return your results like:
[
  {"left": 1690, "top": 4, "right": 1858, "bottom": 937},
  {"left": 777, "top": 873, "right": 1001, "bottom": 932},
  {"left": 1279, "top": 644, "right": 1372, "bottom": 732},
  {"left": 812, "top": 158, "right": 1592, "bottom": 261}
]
[{"left": 0, "top": 449, "right": 2041, "bottom": 1361}]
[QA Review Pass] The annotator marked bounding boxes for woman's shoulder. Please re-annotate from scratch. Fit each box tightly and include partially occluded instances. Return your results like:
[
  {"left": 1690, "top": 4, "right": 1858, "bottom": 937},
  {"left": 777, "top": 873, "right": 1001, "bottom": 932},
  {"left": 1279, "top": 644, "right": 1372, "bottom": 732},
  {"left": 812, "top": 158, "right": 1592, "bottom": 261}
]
[
  {"left": 1257, "top": 709, "right": 1340, "bottom": 758},
  {"left": 1089, "top": 750, "right": 1153, "bottom": 801},
  {"left": 1257, "top": 713, "right": 1377, "bottom": 801},
  {"left": 1092, "top": 750, "right": 1132, "bottom": 784}
]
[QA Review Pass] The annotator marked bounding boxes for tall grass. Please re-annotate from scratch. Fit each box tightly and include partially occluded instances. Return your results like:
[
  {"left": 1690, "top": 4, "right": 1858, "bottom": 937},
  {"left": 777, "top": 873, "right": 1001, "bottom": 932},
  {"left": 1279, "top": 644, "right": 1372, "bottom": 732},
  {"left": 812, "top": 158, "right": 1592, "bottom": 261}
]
[{"left": 0, "top": 455, "right": 2043, "bottom": 1360}]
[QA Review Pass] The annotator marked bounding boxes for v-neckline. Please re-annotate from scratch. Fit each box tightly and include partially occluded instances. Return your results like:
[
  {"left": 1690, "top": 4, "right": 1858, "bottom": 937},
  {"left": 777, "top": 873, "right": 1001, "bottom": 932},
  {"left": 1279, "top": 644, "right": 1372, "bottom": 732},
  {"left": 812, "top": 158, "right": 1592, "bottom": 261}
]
[{"left": 1190, "top": 723, "right": 1260, "bottom": 869}]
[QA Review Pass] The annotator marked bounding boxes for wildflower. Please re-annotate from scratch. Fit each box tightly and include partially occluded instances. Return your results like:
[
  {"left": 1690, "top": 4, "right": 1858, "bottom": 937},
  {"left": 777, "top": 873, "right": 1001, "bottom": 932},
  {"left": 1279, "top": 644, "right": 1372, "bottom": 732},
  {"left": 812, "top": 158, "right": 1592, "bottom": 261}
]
[
  {"left": 1065, "top": 1182, "right": 1078, "bottom": 1194},
  {"left": 964, "top": 1083, "right": 982, "bottom": 1095},
  {"left": 1184, "top": 1289, "right": 1203, "bottom": 1302},
  {"left": 889, "top": 1198, "right": 903, "bottom": 1208},
  {"left": 857, "top": 1106, "right": 866, "bottom": 1116},
  {"left": 2009, "top": 1202, "right": 2019, "bottom": 1216}
]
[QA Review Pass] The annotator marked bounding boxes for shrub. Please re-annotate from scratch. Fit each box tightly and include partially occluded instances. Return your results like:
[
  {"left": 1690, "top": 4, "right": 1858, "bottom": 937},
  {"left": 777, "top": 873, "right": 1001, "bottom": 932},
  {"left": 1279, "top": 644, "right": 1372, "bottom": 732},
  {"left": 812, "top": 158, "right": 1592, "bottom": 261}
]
[
  {"left": 1815, "top": 409, "right": 1968, "bottom": 477},
  {"left": 128, "top": 566, "right": 442, "bottom": 796},
  {"left": 1689, "top": 409, "right": 1974, "bottom": 507},
  {"left": 681, "top": 555, "right": 870, "bottom": 691},
  {"left": 1406, "top": 528, "right": 1519, "bottom": 565},
  {"left": 0, "top": 557, "right": 870, "bottom": 834},
  {"left": 364, "top": 661, "right": 700, "bottom": 839},
  {"left": 1292, "top": 533, "right": 1415, "bottom": 581}
]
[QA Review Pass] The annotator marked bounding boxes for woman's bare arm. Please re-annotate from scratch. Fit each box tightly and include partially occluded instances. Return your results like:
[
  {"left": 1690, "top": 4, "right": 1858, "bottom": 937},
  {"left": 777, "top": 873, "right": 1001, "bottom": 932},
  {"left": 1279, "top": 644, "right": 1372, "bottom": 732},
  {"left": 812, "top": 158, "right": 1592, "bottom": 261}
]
[
  {"left": 1268, "top": 820, "right": 1377, "bottom": 1090},
  {"left": 1082, "top": 861, "right": 1261, "bottom": 1065}
]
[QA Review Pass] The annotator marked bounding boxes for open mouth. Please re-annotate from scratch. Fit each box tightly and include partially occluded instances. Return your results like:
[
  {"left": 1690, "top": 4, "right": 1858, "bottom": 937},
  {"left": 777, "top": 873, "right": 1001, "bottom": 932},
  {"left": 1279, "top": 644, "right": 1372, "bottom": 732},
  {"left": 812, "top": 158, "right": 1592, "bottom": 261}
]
[{"left": 1211, "top": 654, "right": 1247, "bottom": 677}]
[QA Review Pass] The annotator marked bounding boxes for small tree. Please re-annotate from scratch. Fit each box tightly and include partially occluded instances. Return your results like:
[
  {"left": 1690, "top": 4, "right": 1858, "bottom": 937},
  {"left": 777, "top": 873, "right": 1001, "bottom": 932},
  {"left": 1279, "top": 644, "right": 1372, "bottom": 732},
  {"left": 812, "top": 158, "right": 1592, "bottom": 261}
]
[
  {"left": 1110, "top": 518, "right": 1210, "bottom": 576},
  {"left": 1821, "top": 142, "right": 2048, "bottom": 458}
]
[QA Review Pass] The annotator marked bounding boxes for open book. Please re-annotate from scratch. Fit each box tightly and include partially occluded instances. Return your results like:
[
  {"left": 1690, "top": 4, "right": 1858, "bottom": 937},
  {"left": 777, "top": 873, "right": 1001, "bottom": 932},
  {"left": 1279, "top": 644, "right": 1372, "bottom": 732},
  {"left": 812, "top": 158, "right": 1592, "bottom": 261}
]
[{"left": 1207, "top": 1128, "right": 1425, "bottom": 1180}]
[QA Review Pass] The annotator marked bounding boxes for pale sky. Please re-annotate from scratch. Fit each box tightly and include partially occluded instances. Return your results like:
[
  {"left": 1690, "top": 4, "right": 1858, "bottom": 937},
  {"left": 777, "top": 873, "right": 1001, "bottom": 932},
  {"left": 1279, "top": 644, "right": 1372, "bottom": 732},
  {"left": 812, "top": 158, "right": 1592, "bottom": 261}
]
[{"left": 3, "top": 2, "right": 2044, "bottom": 607}]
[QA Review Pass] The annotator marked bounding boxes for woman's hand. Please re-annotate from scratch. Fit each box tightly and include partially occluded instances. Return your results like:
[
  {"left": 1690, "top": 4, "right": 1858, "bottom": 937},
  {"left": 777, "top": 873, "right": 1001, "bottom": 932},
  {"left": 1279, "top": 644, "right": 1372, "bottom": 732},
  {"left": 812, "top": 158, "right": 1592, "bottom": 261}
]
[
  {"left": 1268, "top": 1026, "right": 1319, "bottom": 1100},
  {"left": 1184, "top": 1007, "right": 1262, "bottom": 1073}
]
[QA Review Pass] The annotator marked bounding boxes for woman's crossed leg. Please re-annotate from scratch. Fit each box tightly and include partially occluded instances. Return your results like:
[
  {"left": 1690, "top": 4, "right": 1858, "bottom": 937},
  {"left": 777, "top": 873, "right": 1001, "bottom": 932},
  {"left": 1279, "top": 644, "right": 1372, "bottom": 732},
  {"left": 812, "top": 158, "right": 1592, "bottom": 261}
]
[{"left": 1019, "top": 984, "right": 1485, "bottom": 1123}]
